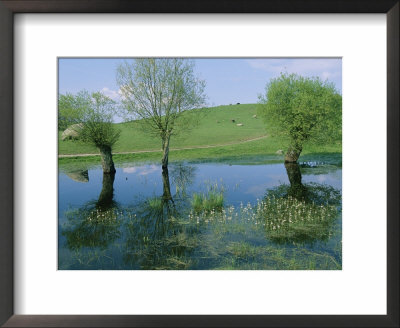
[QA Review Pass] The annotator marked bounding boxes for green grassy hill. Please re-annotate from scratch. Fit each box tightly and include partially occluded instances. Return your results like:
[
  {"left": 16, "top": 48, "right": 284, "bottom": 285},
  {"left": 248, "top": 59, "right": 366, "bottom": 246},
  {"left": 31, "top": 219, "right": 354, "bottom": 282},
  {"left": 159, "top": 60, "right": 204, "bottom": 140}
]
[
  {"left": 59, "top": 104, "right": 266, "bottom": 155},
  {"left": 59, "top": 103, "right": 341, "bottom": 166}
]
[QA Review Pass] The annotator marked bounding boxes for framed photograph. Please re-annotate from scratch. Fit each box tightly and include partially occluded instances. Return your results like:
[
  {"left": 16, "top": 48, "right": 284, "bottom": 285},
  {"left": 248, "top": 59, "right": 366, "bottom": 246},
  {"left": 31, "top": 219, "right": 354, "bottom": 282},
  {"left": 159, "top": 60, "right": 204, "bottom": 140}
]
[{"left": 1, "top": 1, "right": 398, "bottom": 327}]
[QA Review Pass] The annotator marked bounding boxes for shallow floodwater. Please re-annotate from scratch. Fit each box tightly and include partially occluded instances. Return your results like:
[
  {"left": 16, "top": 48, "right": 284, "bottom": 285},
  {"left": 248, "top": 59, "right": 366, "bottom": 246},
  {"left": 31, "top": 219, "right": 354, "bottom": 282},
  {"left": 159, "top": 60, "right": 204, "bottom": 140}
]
[{"left": 58, "top": 155, "right": 342, "bottom": 270}]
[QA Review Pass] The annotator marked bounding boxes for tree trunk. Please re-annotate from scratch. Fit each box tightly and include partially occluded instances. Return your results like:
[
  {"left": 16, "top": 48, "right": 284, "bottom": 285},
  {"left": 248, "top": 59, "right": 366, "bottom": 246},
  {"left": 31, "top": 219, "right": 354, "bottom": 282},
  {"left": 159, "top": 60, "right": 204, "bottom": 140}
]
[
  {"left": 161, "top": 135, "right": 171, "bottom": 169},
  {"left": 161, "top": 167, "right": 173, "bottom": 201},
  {"left": 99, "top": 146, "right": 116, "bottom": 174},
  {"left": 284, "top": 143, "right": 302, "bottom": 163},
  {"left": 97, "top": 172, "right": 115, "bottom": 209},
  {"left": 284, "top": 162, "right": 308, "bottom": 201}
]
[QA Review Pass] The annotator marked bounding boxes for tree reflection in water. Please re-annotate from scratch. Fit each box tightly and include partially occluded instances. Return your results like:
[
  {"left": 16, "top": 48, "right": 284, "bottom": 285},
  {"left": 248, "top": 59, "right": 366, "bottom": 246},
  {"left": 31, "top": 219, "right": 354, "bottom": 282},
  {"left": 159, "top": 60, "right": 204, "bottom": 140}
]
[
  {"left": 62, "top": 172, "right": 122, "bottom": 251},
  {"left": 170, "top": 163, "right": 196, "bottom": 199},
  {"left": 59, "top": 161, "right": 342, "bottom": 269},
  {"left": 123, "top": 167, "right": 200, "bottom": 269},
  {"left": 259, "top": 162, "right": 341, "bottom": 245}
]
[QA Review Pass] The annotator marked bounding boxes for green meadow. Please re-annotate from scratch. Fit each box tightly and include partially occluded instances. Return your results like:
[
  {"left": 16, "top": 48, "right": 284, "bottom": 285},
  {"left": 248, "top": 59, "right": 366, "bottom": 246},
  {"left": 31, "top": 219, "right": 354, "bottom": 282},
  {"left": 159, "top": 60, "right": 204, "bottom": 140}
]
[{"left": 59, "top": 104, "right": 341, "bottom": 167}]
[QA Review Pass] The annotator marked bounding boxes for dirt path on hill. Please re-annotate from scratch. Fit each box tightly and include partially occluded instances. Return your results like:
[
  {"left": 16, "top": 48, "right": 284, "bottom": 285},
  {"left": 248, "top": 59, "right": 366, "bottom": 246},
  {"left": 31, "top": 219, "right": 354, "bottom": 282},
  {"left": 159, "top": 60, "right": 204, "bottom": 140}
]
[{"left": 58, "top": 135, "right": 268, "bottom": 158}]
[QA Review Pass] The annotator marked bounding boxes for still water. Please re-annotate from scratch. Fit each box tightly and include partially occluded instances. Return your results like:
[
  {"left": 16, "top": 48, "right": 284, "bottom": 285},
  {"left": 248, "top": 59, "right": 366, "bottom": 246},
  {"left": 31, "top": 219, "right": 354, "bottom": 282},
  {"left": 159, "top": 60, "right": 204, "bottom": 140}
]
[{"left": 58, "top": 155, "right": 342, "bottom": 270}]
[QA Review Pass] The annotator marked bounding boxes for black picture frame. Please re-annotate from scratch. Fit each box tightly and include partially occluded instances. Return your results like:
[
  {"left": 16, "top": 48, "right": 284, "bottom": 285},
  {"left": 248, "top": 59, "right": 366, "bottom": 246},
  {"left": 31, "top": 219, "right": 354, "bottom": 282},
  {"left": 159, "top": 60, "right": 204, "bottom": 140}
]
[{"left": 0, "top": 1, "right": 398, "bottom": 327}]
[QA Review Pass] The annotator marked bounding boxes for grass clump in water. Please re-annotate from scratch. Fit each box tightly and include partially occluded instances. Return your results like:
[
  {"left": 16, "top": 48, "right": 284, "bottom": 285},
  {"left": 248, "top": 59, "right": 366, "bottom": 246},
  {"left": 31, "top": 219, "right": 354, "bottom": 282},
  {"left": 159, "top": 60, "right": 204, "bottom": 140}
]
[
  {"left": 191, "top": 183, "right": 225, "bottom": 214},
  {"left": 147, "top": 196, "right": 163, "bottom": 211}
]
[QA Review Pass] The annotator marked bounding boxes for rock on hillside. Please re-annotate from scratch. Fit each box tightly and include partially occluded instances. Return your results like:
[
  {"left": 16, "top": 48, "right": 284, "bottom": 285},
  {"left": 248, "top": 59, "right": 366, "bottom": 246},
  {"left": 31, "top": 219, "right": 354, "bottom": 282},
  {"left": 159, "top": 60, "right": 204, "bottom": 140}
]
[{"left": 62, "top": 123, "right": 83, "bottom": 141}]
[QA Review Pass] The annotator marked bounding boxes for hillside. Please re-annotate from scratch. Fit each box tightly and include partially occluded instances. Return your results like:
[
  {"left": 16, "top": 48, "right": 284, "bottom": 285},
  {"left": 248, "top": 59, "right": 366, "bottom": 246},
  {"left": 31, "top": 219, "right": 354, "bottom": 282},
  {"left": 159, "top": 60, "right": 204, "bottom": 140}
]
[{"left": 59, "top": 104, "right": 266, "bottom": 155}]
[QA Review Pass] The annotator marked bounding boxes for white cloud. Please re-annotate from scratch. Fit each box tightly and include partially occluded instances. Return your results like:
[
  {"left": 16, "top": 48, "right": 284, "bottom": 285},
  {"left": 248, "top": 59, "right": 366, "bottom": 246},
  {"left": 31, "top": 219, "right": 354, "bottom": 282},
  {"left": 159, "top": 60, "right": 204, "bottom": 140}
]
[
  {"left": 123, "top": 167, "right": 137, "bottom": 174},
  {"left": 122, "top": 165, "right": 160, "bottom": 176},
  {"left": 246, "top": 58, "right": 341, "bottom": 82},
  {"left": 101, "top": 87, "right": 121, "bottom": 101},
  {"left": 139, "top": 165, "right": 160, "bottom": 176}
]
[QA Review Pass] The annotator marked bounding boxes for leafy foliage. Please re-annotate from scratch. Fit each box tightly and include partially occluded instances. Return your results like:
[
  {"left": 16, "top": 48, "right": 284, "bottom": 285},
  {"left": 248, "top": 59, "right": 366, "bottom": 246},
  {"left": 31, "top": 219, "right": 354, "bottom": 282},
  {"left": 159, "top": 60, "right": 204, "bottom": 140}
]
[
  {"left": 116, "top": 58, "right": 206, "bottom": 142},
  {"left": 59, "top": 90, "right": 120, "bottom": 149},
  {"left": 258, "top": 73, "right": 342, "bottom": 150},
  {"left": 79, "top": 91, "right": 120, "bottom": 149},
  {"left": 58, "top": 91, "right": 91, "bottom": 131}
]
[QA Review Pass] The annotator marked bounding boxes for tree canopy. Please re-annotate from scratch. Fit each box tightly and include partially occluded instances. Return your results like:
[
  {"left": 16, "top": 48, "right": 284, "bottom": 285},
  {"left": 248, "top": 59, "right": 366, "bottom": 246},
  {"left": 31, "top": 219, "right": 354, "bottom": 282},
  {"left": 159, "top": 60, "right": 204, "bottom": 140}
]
[
  {"left": 258, "top": 73, "right": 342, "bottom": 162},
  {"left": 58, "top": 91, "right": 90, "bottom": 131},
  {"left": 116, "top": 58, "right": 206, "bottom": 168},
  {"left": 78, "top": 91, "right": 120, "bottom": 150}
]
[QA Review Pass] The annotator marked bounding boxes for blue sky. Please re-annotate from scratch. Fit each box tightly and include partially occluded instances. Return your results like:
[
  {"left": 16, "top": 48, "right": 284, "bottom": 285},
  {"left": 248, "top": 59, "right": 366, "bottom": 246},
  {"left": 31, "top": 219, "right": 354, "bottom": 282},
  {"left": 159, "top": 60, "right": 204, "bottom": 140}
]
[{"left": 59, "top": 58, "right": 342, "bottom": 107}]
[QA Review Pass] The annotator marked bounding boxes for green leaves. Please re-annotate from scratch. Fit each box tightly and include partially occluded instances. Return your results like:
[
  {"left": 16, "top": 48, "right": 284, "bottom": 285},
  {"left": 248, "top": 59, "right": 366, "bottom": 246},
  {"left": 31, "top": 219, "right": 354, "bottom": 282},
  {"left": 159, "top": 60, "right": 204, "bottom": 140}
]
[
  {"left": 258, "top": 73, "right": 342, "bottom": 151},
  {"left": 58, "top": 90, "right": 120, "bottom": 149},
  {"left": 58, "top": 91, "right": 91, "bottom": 131},
  {"left": 116, "top": 58, "right": 206, "bottom": 138}
]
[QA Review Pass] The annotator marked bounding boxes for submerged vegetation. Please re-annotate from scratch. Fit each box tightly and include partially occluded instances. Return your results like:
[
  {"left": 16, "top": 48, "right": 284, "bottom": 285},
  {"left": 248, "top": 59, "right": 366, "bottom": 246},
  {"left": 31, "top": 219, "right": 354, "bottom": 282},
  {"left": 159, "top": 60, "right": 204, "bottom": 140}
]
[
  {"left": 61, "top": 192, "right": 342, "bottom": 270},
  {"left": 63, "top": 204, "right": 123, "bottom": 251},
  {"left": 189, "top": 186, "right": 340, "bottom": 246}
]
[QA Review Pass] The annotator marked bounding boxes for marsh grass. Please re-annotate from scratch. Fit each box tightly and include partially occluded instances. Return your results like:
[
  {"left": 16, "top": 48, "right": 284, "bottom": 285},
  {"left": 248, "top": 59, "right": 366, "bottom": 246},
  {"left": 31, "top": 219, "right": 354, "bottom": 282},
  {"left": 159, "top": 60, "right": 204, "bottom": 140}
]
[
  {"left": 147, "top": 196, "right": 163, "bottom": 211},
  {"left": 218, "top": 243, "right": 341, "bottom": 270},
  {"left": 255, "top": 195, "right": 338, "bottom": 244},
  {"left": 188, "top": 186, "right": 340, "bottom": 246},
  {"left": 60, "top": 181, "right": 341, "bottom": 270},
  {"left": 191, "top": 183, "right": 225, "bottom": 213}
]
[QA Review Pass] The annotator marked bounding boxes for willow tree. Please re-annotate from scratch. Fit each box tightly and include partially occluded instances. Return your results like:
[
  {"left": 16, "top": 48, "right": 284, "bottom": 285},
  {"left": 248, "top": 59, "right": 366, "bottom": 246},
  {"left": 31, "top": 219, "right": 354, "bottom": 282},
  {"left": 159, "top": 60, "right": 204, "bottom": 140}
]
[
  {"left": 58, "top": 92, "right": 90, "bottom": 131},
  {"left": 59, "top": 90, "right": 120, "bottom": 174},
  {"left": 116, "top": 58, "right": 206, "bottom": 169},
  {"left": 258, "top": 73, "right": 342, "bottom": 163}
]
